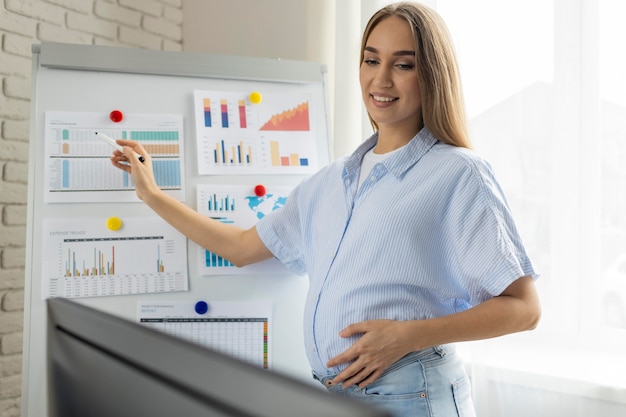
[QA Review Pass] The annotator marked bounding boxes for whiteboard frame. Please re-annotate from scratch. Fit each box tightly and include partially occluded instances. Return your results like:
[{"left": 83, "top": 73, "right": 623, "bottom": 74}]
[{"left": 23, "top": 42, "right": 332, "bottom": 417}]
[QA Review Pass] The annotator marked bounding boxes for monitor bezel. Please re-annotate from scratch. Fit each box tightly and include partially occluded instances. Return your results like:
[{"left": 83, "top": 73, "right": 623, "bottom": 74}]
[{"left": 46, "top": 298, "right": 390, "bottom": 417}]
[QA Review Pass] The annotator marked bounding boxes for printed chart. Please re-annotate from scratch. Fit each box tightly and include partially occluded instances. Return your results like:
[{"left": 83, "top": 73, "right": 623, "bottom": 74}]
[
  {"left": 138, "top": 301, "right": 272, "bottom": 368},
  {"left": 194, "top": 90, "right": 319, "bottom": 175},
  {"left": 41, "top": 217, "right": 188, "bottom": 299},
  {"left": 44, "top": 111, "right": 185, "bottom": 203},
  {"left": 197, "top": 184, "right": 291, "bottom": 275}
]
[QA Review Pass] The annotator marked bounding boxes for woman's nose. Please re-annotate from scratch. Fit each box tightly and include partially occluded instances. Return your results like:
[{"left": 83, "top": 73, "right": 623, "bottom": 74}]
[{"left": 373, "top": 66, "right": 393, "bottom": 88}]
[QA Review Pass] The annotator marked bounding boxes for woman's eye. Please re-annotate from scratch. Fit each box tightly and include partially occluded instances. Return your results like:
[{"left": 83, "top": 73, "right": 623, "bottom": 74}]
[
  {"left": 397, "top": 63, "right": 415, "bottom": 70},
  {"left": 363, "top": 58, "right": 379, "bottom": 65}
]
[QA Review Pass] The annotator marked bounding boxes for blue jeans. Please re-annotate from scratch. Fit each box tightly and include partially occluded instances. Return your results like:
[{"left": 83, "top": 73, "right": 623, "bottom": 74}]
[{"left": 313, "top": 345, "right": 476, "bottom": 417}]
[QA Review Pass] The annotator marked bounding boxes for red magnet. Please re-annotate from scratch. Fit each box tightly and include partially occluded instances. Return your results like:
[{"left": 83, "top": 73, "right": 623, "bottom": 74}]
[
  {"left": 109, "top": 109, "right": 124, "bottom": 123},
  {"left": 254, "top": 184, "right": 266, "bottom": 197}
]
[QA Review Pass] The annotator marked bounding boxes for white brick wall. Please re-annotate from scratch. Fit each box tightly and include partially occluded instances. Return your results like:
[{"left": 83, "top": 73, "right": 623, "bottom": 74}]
[{"left": 0, "top": 0, "right": 183, "bottom": 415}]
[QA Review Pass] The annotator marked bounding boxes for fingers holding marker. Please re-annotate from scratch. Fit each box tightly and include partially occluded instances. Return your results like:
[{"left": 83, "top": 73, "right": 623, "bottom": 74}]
[
  {"left": 109, "top": 141, "right": 148, "bottom": 172},
  {"left": 117, "top": 139, "right": 150, "bottom": 162},
  {"left": 123, "top": 145, "right": 146, "bottom": 164},
  {"left": 95, "top": 133, "right": 145, "bottom": 163}
]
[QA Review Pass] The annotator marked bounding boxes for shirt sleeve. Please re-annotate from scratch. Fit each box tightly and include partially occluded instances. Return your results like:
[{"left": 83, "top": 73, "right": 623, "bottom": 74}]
[
  {"left": 442, "top": 154, "right": 538, "bottom": 305},
  {"left": 255, "top": 183, "right": 307, "bottom": 274}
]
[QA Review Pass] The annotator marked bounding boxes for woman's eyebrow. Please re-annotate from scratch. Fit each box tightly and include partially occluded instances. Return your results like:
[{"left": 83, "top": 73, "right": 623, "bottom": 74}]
[{"left": 364, "top": 46, "right": 415, "bottom": 56}]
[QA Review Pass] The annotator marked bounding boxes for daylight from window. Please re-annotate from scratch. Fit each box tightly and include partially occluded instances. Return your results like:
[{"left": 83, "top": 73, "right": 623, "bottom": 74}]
[{"left": 373, "top": 0, "right": 626, "bottom": 344}]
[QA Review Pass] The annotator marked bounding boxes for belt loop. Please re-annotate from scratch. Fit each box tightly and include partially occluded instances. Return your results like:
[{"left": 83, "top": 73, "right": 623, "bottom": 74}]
[{"left": 433, "top": 345, "right": 446, "bottom": 357}]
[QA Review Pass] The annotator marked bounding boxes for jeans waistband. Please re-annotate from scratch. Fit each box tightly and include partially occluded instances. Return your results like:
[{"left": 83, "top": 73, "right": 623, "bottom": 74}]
[{"left": 312, "top": 344, "right": 455, "bottom": 384}]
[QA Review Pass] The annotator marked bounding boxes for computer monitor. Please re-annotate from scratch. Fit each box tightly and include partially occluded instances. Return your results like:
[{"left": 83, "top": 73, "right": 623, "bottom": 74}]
[{"left": 46, "top": 298, "right": 391, "bottom": 417}]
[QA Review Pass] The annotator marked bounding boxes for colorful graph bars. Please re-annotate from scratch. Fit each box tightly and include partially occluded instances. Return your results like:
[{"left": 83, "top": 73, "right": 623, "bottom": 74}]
[
  {"left": 65, "top": 246, "right": 116, "bottom": 277},
  {"left": 263, "top": 320, "right": 269, "bottom": 368},
  {"left": 64, "top": 240, "right": 166, "bottom": 277},
  {"left": 204, "top": 216, "right": 236, "bottom": 268},
  {"left": 214, "top": 140, "right": 253, "bottom": 165},
  {"left": 207, "top": 194, "right": 236, "bottom": 211},
  {"left": 221, "top": 99, "right": 229, "bottom": 128},
  {"left": 203, "top": 98, "right": 249, "bottom": 129},
  {"left": 157, "top": 245, "right": 165, "bottom": 273},
  {"left": 238, "top": 100, "right": 247, "bottom": 128},
  {"left": 269, "top": 141, "right": 309, "bottom": 166},
  {"left": 205, "top": 251, "right": 234, "bottom": 268},
  {"left": 203, "top": 98, "right": 212, "bottom": 127}
]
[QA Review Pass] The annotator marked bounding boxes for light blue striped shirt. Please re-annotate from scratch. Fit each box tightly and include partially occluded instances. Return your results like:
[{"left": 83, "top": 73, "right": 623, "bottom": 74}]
[{"left": 256, "top": 127, "right": 537, "bottom": 376}]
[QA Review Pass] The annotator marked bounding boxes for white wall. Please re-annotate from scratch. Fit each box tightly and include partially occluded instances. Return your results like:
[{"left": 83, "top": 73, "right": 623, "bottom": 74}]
[{"left": 183, "top": 0, "right": 312, "bottom": 60}]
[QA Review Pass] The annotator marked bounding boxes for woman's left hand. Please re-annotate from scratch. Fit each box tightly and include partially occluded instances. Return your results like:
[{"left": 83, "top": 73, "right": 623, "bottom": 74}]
[{"left": 326, "top": 319, "right": 414, "bottom": 389}]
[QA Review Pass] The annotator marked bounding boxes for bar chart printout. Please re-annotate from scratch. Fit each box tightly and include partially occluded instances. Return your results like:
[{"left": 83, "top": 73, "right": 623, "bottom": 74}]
[
  {"left": 63, "top": 236, "right": 166, "bottom": 277},
  {"left": 194, "top": 90, "right": 319, "bottom": 175},
  {"left": 41, "top": 217, "right": 189, "bottom": 299},
  {"left": 196, "top": 184, "right": 292, "bottom": 275},
  {"left": 138, "top": 301, "right": 272, "bottom": 368}
]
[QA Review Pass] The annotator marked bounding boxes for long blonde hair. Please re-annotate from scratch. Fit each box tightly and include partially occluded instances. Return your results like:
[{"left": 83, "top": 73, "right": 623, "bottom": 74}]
[{"left": 360, "top": 2, "right": 471, "bottom": 148}]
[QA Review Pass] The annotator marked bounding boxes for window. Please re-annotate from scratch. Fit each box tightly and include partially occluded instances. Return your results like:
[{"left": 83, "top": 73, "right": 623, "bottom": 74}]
[
  {"left": 331, "top": 1, "right": 626, "bottom": 413},
  {"left": 427, "top": 0, "right": 626, "bottom": 347}
]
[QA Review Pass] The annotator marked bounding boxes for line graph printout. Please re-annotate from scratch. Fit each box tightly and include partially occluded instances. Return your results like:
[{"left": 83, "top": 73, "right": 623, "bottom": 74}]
[
  {"left": 193, "top": 90, "right": 319, "bottom": 175},
  {"left": 41, "top": 217, "right": 188, "bottom": 299},
  {"left": 138, "top": 301, "right": 273, "bottom": 369},
  {"left": 44, "top": 111, "right": 185, "bottom": 203},
  {"left": 197, "top": 184, "right": 292, "bottom": 275}
]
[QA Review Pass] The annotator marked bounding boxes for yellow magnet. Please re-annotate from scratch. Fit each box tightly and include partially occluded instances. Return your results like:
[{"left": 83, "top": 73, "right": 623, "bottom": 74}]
[
  {"left": 249, "top": 91, "right": 262, "bottom": 104},
  {"left": 106, "top": 216, "right": 123, "bottom": 231}
]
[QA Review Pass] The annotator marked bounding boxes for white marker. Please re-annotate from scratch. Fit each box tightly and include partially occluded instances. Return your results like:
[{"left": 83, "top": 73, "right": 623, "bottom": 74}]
[{"left": 95, "top": 132, "right": 145, "bottom": 163}]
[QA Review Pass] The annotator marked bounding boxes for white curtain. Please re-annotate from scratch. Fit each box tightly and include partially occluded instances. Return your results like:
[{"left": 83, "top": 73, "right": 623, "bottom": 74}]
[{"left": 326, "top": 0, "right": 626, "bottom": 415}]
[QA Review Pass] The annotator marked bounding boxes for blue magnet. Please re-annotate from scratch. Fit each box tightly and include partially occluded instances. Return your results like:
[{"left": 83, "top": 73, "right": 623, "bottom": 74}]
[{"left": 194, "top": 301, "right": 209, "bottom": 315}]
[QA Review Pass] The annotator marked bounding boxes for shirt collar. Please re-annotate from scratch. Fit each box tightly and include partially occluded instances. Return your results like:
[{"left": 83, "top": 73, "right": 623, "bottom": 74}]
[{"left": 344, "top": 127, "right": 439, "bottom": 180}]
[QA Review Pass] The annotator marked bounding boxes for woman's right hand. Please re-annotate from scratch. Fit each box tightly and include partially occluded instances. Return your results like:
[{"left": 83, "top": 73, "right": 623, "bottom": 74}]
[{"left": 109, "top": 139, "right": 159, "bottom": 202}]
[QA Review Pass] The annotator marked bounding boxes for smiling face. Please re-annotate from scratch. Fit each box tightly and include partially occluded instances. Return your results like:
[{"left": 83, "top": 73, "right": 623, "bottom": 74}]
[{"left": 360, "top": 16, "right": 423, "bottom": 141}]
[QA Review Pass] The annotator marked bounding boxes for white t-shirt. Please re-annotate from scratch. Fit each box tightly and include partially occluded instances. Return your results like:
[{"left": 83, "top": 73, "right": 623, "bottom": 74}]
[{"left": 357, "top": 145, "right": 404, "bottom": 189}]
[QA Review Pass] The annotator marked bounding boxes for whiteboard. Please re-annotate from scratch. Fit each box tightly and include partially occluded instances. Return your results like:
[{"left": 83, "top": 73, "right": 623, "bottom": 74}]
[{"left": 22, "top": 42, "right": 331, "bottom": 417}]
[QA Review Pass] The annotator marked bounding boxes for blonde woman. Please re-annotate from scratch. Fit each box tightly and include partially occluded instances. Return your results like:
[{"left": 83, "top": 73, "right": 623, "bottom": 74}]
[{"left": 111, "top": 2, "right": 540, "bottom": 416}]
